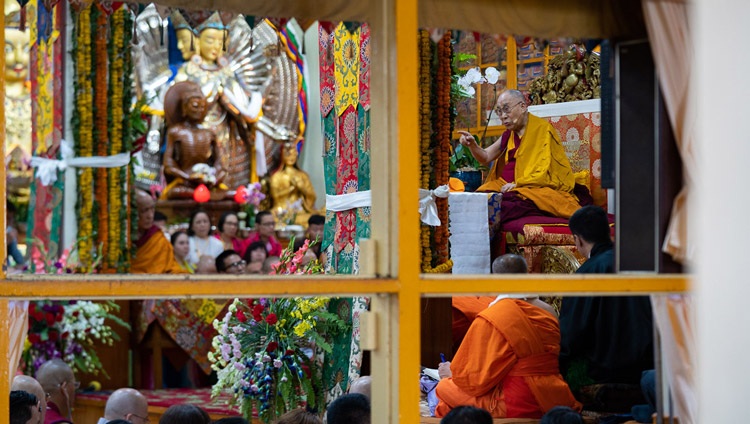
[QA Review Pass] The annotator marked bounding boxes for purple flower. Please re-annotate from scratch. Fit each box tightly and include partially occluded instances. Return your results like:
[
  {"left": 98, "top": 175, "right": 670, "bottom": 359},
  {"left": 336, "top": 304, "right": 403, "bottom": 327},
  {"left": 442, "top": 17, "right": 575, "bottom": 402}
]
[{"left": 273, "top": 359, "right": 282, "bottom": 368}]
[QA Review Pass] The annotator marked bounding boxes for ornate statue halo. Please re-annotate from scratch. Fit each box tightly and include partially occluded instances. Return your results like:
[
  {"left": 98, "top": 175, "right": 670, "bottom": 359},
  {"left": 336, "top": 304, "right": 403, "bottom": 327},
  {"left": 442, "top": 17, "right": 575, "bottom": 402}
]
[
  {"left": 163, "top": 81, "right": 205, "bottom": 126},
  {"left": 193, "top": 11, "right": 225, "bottom": 34}
]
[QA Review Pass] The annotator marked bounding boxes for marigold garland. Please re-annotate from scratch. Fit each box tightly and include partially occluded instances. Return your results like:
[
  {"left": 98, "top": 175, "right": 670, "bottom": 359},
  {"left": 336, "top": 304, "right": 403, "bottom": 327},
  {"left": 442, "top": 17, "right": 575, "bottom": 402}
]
[
  {"left": 418, "top": 30, "right": 433, "bottom": 271},
  {"left": 74, "top": 7, "right": 94, "bottom": 270},
  {"left": 107, "top": 8, "right": 125, "bottom": 270},
  {"left": 423, "top": 259, "right": 453, "bottom": 274},
  {"left": 433, "top": 32, "right": 452, "bottom": 264},
  {"left": 94, "top": 7, "right": 109, "bottom": 271}
]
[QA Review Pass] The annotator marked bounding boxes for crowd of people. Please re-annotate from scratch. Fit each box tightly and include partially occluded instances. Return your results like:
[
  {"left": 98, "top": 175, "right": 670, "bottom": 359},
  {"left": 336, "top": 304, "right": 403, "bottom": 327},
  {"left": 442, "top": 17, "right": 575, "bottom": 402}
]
[
  {"left": 9, "top": 360, "right": 372, "bottom": 424},
  {"left": 131, "top": 188, "right": 325, "bottom": 275}
]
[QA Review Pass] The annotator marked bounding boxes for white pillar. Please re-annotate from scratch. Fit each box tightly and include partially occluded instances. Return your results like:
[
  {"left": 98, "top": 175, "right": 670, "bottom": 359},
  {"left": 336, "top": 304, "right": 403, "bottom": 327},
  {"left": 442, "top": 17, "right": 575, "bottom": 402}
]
[{"left": 695, "top": 0, "right": 750, "bottom": 421}]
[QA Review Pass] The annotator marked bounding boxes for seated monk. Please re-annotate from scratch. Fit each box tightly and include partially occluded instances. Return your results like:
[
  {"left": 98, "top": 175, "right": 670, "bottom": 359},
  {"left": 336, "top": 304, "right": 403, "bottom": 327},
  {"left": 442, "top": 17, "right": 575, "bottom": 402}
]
[
  {"left": 435, "top": 297, "right": 581, "bottom": 419},
  {"left": 457, "top": 89, "right": 593, "bottom": 231},
  {"left": 131, "top": 190, "right": 187, "bottom": 274},
  {"left": 161, "top": 81, "right": 226, "bottom": 200}
]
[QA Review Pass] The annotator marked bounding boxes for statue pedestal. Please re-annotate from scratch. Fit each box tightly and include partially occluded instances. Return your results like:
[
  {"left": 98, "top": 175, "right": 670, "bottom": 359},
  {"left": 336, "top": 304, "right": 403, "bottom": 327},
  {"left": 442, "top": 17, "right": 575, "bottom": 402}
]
[{"left": 156, "top": 199, "right": 239, "bottom": 228}]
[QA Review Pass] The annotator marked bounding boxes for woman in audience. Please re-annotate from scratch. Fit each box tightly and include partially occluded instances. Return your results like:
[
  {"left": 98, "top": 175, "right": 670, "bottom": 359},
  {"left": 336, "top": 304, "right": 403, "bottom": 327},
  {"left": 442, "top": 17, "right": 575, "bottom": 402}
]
[
  {"left": 159, "top": 404, "right": 210, "bottom": 424},
  {"left": 243, "top": 241, "right": 268, "bottom": 274},
  {"left": 186, "top": 210, "right": 223, "bottom": 270},
  {"left": 215, "top": 211, "right": 249, "bottom": 257},
  {"left": 171, "top": 230, "right": 194, "bottom": 273}
]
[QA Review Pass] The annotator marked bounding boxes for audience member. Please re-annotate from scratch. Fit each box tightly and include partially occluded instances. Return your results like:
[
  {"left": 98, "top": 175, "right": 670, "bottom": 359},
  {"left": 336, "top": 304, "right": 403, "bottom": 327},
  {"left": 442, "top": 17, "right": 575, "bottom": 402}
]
[
  {"left": 36, "top": 358, "right": 77, "bottom": 424},
  {"left": 560, "top": 205, "right": 654, "bottom": 407},
  {"left": 452, "top": 254, "right": 528, "bottom": 351},
  {"left": 435, "top": 297, "right": 580, "bottom": 418},
  {"left": 6, "top": 201, "right": 25, "bottom": 267},
  {"left": 99, "top": 388, "right": 149, "bottom": 424},
  {"left": 10, "top": 390, "right": 41, "bottom": 424},
  {"left": 215, "top": 212, "right": 250, "bottom": 256},
  {"left": 242, "top": 241, "right": 267, "bottom": 274},
  {"left": 306, "top": 214, "right": 325, "bottom": 256},
  {"left": 158, "top": 405, "right": 209, "bottom": 424},
  {"left": 12, "top": 375, "right": 47, "bottom": 424},
  {"left": 131, "top": 190, "right": 186, "bottom": 274},
  {"left": 246, "top": 211, "right": 283, "bottom": 257},
  {"left": 262, "top": 256, "right": 281, "bottom": 274},
  {"left": 171, "top": 230, "right": 194, "bottom": 273},
  {"left": 276, "top": 408, "right": 322, "bottom": 424},
  {"left": 326, "top": 393, "right": 370, "bottom": 424},
  {"left": 348, "top": 376, "right": 371, "bottom": 400},
  {"left": 187, "top": 210, "right": 224, "bottom": 269},
  {"left": 539, "top": 406, "right": 583, "bottom": 424},
  {"left": 212, "top": 418, "right": 248, "bottom": 424},
  {"left": 215, "top": 250, "right": 245, "bottom": 274},
  {"left": 439, "top": 405, "right": 492, "bottom": 424},
  {"left": 153, "top": 211, "right": 168, "bottom": 233}
]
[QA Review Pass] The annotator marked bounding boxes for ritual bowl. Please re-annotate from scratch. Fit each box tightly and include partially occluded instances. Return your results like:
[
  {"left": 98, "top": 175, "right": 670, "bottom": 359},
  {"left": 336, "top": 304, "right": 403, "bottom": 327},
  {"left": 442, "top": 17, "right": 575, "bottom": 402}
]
[{"left": 450, "top": 170, "right": 483, "bottom": 192}]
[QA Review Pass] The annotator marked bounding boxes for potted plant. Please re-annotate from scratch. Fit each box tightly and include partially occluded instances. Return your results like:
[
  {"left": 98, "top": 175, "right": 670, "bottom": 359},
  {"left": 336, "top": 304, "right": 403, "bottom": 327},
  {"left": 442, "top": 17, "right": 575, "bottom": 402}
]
[{"left": 450, "top": 55, "right": 501, "bottom": 192}]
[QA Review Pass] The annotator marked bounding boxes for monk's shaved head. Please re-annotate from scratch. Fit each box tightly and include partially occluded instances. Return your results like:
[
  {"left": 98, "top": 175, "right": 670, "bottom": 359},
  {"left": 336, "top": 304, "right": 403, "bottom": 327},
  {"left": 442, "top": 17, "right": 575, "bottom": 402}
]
[
  {"left": 349, "top": 376, "right": 371, "bottom": 400},
  {"left": 36, "top": 359, "right": 74, "bottom": 393},
  {"left": 492, "top": 254, "right": 528, "bottom": 274},
  {"left": 136, "top": 190, "right": 156, "bottom": 231},
  {"left": 12, "top": 375, "right": 46, "bottom": 421},
  {"left": 104, "top": 388, "right": 149, "bottom": 422}
]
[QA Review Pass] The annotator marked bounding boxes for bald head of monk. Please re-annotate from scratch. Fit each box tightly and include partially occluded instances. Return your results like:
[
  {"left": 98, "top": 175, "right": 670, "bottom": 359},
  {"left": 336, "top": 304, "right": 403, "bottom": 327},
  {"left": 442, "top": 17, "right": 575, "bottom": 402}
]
[
  {"left": 348, "top": 376, "right": 371, "bottom": 400},
  {"left": 104, "top": 388, "right": 149, "bottom": 424},
  {"left": 12, "top": 375, "right": 46, "bottom": 423},
  {"left": 36, "top": 359, "right": 76, "bottom": 420},
  {"left": 491, "top": 254, "right": 528, "bottom": 274}
]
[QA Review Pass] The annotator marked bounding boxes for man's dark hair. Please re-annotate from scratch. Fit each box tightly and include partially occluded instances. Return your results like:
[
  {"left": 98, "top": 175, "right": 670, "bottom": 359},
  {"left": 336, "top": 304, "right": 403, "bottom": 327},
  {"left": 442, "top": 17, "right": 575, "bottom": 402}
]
[
  {"left": 308, "top": 214, "right": 325, "bottom": 226},
  {"left": 568, "top": 205, "right": 611, "bottom": 245},
  {"left": 326, "top": 393, "right": 370, "bottom": 424},
  {"left": 491, "top": 254, "right": 528, "bottom": 274},
  {"left": 242, "top": 241, "right": 268, "bottom": 262},
  {"left": 215, "top": 250, "right": 240, "bottom": 273},
  {"left": 212, "top": 418, "right": 249, "bottom": 424},
  {"left": 154, "top": 211, "right": 168, "bottom": 222},
  {"left": 217, "top": 211, "right": 238, "bottom": 233},
  {"left": 255, "top": 210, "right": 273, "bottom": 226},
  {"left": 10, "top": 390, "right": 37, "bottom": 424},
  {"left": 540, "top": 406, "right": 583, "bottom": 424},
  {"left": 439, "top": 406, "right": 492, "bottom": 424},
  {"left": 160, "top": 404, "right": 210, "bottom": 424}
]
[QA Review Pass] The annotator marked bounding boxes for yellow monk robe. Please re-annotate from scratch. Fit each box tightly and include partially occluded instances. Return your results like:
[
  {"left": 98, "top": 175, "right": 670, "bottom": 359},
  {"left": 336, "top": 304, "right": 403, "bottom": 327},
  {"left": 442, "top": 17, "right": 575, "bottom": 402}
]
[
  {"left": 452, "top": 296, "right": 496, "bottom": 348},
  {"left": 436, "top": 299, "right": 581, "bottom": 419},
  {"left": 131, "top": 226, "right": 188, "bottom": 274},
  {"left": 477, "top": 114, "right": 584, "bottom": 219}
]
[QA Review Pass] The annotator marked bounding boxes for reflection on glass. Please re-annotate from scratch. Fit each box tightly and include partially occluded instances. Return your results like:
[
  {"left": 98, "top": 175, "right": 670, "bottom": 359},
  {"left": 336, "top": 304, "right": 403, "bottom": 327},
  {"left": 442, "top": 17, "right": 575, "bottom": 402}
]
[
  {"left": 15, "top": 296, "right": 369, "bottom": 423},
  {"left": 422, "top": 293, "right": 654, "bottom": 419}
]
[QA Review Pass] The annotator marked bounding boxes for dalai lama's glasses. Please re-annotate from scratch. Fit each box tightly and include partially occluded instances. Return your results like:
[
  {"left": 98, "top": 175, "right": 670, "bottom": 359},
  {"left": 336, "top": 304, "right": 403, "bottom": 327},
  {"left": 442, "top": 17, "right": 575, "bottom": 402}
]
[{"left": 496, "top": 101, "right": 523, "bottom": 116}]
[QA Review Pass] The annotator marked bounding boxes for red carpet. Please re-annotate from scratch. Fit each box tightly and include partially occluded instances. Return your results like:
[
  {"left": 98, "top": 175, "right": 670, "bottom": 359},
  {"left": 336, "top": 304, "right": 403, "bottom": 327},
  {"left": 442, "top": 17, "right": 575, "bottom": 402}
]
[{"left": 77, "top": 388, "right": 242, "bottom": 416}]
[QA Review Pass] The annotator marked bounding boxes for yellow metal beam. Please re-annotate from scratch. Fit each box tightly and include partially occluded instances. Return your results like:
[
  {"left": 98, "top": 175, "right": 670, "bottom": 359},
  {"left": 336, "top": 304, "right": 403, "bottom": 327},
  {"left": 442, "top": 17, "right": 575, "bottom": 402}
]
[
  {"left": 421, "top": 274, "right": 691, "bottom": 295},
  {"left": 0, "top": 276, "right": 399, "bottom": 299},
  {"left": 396, "top": 0, "right": 421, "bottom": 421}
]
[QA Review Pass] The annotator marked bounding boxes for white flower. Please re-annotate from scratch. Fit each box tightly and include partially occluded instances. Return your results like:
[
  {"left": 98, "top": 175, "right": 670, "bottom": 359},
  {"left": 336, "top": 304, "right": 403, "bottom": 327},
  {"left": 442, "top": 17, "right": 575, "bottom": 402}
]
[
  {"left": 459, "top": 67, "right": 483, "bottom": 89},
  {"left": 484, "top": 67, "right": 500, "bottom": 85}
]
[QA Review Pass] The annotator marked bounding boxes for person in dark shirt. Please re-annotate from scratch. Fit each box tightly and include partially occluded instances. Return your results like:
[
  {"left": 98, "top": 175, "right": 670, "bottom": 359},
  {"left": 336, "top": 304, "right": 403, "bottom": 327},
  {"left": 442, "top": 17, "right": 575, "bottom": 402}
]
[{"left": 559, "top": 206, "right": 654, "bottom": 409}]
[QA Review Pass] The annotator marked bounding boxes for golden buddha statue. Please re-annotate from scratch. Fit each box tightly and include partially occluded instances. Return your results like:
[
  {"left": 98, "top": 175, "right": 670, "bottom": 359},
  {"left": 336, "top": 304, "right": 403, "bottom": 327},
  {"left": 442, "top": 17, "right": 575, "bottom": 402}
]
[
  {"left": 4, "top": 0, "right": 32, "bottom": 202},
  {"left": 269, "top": 143, "right": 317, "bottom": 226},
  {"left": 171, "top": 10, "right": 194, "bottom": 61}
]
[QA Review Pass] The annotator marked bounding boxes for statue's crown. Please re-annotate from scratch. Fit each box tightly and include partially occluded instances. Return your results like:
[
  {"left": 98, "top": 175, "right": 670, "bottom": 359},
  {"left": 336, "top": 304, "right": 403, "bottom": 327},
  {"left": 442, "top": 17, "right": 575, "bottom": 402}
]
[
  {"left": 170, "top": 9, "right": 191, "bottom": 31},
  {"left": 5, "top": 0, "right": 21, "bottom": 29},
  {"left": 194, "top": 11, "right": 225, "bottom": 33}
]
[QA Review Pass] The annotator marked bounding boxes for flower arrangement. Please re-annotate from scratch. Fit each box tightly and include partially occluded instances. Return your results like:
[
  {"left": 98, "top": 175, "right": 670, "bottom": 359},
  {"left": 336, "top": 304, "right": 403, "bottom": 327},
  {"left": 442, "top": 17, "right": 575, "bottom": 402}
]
[
  {"left": 22, "top": 300, "right": 130, "bottom": 377},
  {"left": 236, "top": 182, "right": 266, "bottom": 228},
  {"left": 270, "top": 237, "right": 322, "bottom": 275},
  {"left": 28, "top": 237, "right": 102, "bottom": 274},
  {"left": 209, "top": 297, "right": 348, "bottom": 423}
]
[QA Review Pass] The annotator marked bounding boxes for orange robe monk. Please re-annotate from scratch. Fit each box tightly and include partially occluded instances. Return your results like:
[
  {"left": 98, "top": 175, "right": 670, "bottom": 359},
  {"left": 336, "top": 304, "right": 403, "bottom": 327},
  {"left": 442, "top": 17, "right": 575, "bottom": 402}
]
[
  {"left": 131, "top": 226, "right": 187, "bottom": 274},
  {"left": 436, "top": 298, "right": 581, "bottom": 419},
  {"left": 452, "top": 296, "right": 496, "bottom": 351},
  {"left": 477, "top": 114, "right": 585, "bottom": 219}
]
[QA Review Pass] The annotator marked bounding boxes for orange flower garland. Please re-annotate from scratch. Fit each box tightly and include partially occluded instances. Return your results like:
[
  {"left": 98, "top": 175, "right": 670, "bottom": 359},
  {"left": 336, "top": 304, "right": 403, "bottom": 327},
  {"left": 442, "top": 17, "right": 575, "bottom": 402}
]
[
  {"left": 418, "top": 30, "right": 433, "bottom": 271},
  {"left": 94, "top": 7, "right": 109, "bottom": 271},
  {"left": 433, "top": 32, "right": 452, "bottom": 264},
  {"left": 107, "top": 8, "right": 125, "bottom": 270},
  {"left": 75, "top": 7, "right": 94, "bottom": 270}
]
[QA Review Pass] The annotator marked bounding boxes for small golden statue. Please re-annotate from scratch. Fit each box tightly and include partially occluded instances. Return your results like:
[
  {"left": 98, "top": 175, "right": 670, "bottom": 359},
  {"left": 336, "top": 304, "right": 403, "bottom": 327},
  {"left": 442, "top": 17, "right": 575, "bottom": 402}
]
[
  {"left": 161, "top": 81, "right": 226, "bottom": 199},
  {"left": 269, "top": 143, "right": 317, "bottom": 226}
]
